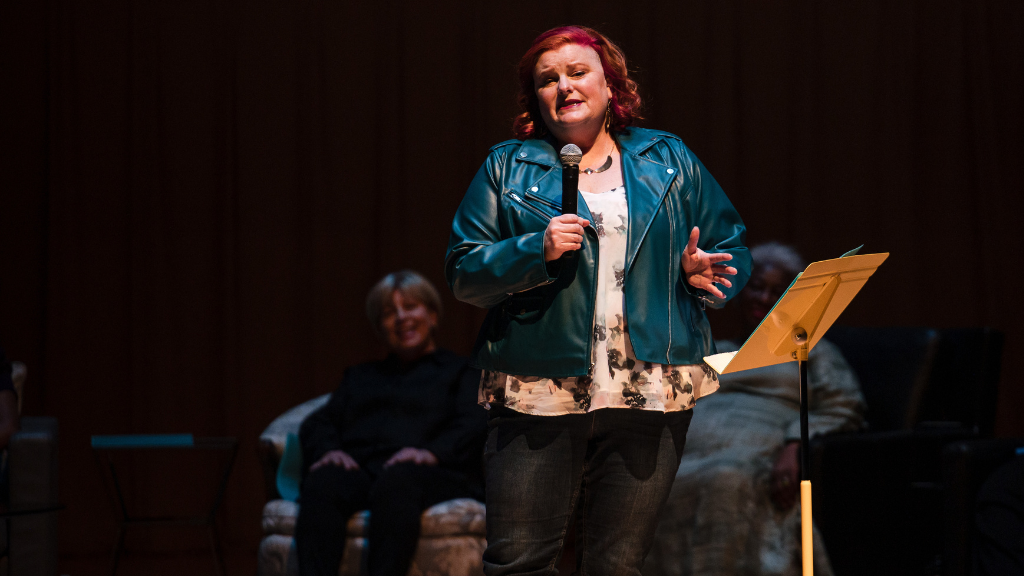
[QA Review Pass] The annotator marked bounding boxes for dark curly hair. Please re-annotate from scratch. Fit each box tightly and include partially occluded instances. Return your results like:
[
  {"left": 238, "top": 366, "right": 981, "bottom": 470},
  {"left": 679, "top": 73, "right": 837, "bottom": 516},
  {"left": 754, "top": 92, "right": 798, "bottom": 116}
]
[{"left": 513, "top": 26, "right": 643, "bottom": 140}]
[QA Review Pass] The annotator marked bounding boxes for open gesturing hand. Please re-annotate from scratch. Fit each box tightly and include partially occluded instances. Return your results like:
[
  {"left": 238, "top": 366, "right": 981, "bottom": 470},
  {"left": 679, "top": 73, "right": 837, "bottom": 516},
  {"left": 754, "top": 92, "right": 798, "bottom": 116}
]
[{"left": 682, "top": 227, "right": 737, "bottom": 299}]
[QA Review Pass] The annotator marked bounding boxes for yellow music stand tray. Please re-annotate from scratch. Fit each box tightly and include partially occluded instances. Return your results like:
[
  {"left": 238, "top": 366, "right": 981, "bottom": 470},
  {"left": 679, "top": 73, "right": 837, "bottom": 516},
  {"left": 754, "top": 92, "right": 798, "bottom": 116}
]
[{"left": 704, "top": 248, "right": 888, "bottom": 576}]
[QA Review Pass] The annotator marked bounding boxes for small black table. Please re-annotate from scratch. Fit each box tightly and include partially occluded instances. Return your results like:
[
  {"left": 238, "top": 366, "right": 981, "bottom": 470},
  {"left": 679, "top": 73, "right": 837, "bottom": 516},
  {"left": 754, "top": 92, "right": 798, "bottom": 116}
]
[{"left": 91, "top": 434, "right": 238, "bottom": 576}]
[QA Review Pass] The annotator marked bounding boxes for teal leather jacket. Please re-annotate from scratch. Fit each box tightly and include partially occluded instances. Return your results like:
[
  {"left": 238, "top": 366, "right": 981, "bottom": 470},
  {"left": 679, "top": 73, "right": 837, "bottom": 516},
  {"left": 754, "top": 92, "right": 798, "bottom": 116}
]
[{"left": 445, "top": 127, "right": 750, "bottom": 377}]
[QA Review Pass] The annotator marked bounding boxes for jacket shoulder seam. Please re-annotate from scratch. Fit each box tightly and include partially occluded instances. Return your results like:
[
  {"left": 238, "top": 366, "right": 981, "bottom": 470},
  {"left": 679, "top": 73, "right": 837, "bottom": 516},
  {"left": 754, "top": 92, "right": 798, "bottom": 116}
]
[{"left": 489, "top": 139, "right": 523, "bottom": 152}]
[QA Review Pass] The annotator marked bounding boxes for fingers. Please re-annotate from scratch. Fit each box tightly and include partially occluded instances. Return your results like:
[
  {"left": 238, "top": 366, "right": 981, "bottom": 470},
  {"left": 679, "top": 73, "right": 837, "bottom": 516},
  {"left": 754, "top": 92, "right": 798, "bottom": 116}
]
[
  {"left": 688, "top": 276, "right": 726, "bottom": 299},
  {"left": 545, "top": 215, "right": 589, "bottom": 261},
  {"left": 312, "top": 451, "right": 360, "bottom": 472},
  {"left": 685, "top": 226, "right": 700, "bottom": 255},
  {"left": 384, "top": 448, "right": 412, "bottom": 468},
  {"left": 415, "top": 450, "right": 438, "bottom": 466},
  {"left": 384, "top": 448, "right": 436, "bottom": 468},
  {"left": 710, "top": 264, "right": 738, "bottom": 276},
  {"left": 707, "top": 252, "right": 734, "bottom": 263},
  {"left": 552, "top": 214, "right": 589, "bottom": 227},
  {"left": 705, "top": 283, "right": 726, "bottom": 299}
]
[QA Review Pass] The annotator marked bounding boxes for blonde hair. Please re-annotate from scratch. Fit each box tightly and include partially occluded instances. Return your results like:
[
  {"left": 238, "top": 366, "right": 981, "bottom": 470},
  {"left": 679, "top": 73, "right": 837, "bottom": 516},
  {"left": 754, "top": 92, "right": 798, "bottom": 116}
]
[{"left": 365, "top": 270, "right": 443, "bottom": 337}]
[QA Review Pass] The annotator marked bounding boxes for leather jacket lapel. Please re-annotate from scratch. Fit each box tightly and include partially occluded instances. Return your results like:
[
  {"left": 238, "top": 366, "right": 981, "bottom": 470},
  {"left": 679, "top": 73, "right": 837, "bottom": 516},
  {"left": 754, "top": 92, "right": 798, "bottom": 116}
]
[
  {"left": 518, "top": 139, "right": 595, "bottom": 222},
  {"left": 622, "top": 147, "right": 677, "bottom": 275}
]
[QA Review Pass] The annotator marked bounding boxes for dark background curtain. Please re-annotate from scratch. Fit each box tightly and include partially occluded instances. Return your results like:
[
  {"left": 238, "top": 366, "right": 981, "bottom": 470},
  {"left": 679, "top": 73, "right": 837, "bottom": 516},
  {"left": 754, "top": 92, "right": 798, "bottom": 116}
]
[{"left": 2, "top": 0, "right": 1021, "bottom": 569}]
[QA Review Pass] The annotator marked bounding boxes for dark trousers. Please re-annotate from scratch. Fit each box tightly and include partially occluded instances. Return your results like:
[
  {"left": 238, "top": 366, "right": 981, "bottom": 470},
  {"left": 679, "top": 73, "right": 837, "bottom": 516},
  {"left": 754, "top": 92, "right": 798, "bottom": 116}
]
[
  {"left": 482, "top": 407, "right": 693, "bottom": 576},
  {"left": 295, "top": 462, "right": 477, "bottom": 576}
]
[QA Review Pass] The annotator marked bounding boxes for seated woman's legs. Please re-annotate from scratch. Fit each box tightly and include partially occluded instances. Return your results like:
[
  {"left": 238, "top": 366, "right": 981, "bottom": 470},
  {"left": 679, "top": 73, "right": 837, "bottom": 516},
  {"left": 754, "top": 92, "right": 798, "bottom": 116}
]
[
  {"left": 578, "top": 409, "right": 693, "bottom": 576},
  {"left": 482, "top": 409, "right": 591, "bottom": 576},
  {"left": 295, "top": 465, "right": 373, "bottom": 576},
  {"left": 366, "top": 462, "right": 478, "bottom": 576}
]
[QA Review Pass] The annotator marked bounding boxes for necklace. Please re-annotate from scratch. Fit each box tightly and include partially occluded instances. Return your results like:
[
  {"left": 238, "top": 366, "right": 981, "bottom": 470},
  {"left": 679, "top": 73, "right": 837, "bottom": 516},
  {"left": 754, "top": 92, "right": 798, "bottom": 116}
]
[
  {"left": 582, "top": 155, "right": 612, "bottom": 174},
  {"left": 582, "top": 140, "right": 614, "bottom": 174}
]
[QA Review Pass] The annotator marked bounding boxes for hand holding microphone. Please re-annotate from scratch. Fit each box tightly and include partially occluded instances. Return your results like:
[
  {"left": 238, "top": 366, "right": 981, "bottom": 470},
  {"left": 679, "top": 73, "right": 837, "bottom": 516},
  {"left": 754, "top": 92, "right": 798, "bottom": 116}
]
[
  {"left": 543, "top": 144, "right": 590, "bottom": 262},
  {"left": 543, "top": 214, "right": 590, "bottom": 261}
]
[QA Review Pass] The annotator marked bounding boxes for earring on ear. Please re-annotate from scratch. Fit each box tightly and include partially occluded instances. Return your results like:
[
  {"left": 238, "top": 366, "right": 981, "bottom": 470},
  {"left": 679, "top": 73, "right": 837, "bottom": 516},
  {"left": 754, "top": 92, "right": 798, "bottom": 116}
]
[{"left": 605, "top": 102, "right": 612, "bottom": 130}]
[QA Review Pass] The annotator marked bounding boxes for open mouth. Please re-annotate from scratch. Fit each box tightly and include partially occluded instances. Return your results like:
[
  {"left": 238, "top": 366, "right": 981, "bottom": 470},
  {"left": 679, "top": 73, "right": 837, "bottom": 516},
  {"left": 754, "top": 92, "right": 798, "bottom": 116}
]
[{"left": 558, "top": 100, "right": 583, "bottom": 110}]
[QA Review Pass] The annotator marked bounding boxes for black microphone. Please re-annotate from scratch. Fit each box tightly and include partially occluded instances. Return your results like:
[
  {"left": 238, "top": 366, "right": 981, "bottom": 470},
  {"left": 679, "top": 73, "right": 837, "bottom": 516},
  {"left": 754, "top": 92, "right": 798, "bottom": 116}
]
[{"left": 559, "top": 144, "right": 582, "bottom": 216}]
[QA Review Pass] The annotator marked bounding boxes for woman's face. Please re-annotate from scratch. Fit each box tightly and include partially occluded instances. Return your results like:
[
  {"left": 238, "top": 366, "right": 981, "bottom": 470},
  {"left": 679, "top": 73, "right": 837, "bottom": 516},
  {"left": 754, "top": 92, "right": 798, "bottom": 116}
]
[
  {"left": 533, "top": 43, "right": 613, "bottom": 141},
  {"left": 738, "top": 265, "right": 795, "bottom": 332},
  {"left": 380, "top": 290, "right": 437, "bottom": 360}
]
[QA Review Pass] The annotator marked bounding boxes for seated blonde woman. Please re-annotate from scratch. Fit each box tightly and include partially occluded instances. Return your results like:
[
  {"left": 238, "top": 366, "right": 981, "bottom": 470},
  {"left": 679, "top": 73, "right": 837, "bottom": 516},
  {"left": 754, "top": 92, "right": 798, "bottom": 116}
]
[
  {"left": 644, "top": 243, "right": 866, "bottom": 576},
  {"left": 296, "top": 271, "right": 486, "bottom": 576}
]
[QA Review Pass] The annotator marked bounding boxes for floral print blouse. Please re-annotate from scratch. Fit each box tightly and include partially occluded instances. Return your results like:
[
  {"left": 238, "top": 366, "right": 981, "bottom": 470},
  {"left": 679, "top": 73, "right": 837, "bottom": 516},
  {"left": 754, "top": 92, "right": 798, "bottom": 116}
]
[{"left": 479, "top": 187, "right": 719, "bottom": 416}]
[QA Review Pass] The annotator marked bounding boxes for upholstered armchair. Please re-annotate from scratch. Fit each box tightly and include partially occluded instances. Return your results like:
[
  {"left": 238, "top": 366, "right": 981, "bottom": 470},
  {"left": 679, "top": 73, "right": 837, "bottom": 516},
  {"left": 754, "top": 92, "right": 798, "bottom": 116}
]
[{"left": 256, "top": 396, "right": 486, "bottom": 576}]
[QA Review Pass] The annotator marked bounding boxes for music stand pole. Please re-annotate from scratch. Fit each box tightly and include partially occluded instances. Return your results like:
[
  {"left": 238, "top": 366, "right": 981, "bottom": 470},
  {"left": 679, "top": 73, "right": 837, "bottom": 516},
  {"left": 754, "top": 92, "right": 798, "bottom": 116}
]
[{"left": 794, "top": 331, "right": 812, "bottom": 576}]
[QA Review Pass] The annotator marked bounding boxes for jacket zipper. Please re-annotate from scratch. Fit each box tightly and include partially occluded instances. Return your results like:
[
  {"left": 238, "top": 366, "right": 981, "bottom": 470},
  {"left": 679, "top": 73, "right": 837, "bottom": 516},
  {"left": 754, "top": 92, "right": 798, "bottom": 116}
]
[
  {"left": 667, "top": 206, "right": 674, "bottom": 363},
  {"left": 524, "top": 190, "right": 565, "bottom": 214},
  {"left": 587, "top": 237, "right": 598, "bottom": 376},
  {"left": 507, "top": 192, "right": 555, "bottom": 221}
]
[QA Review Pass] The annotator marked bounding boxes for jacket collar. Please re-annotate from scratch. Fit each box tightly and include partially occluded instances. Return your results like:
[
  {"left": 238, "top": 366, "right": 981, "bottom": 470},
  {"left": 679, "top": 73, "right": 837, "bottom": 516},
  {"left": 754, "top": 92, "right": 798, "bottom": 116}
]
[
  {"left": 513, "top": 128, "right": 663, "bottom": 167},
  {"left": 516, "top": 129, "right": 678, "bottom": 274}
]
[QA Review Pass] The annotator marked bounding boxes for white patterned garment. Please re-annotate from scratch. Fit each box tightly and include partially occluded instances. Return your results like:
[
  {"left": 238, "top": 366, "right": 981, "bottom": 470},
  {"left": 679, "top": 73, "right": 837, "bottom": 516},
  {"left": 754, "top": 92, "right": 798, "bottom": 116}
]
[{"left": 479, "top": 187, "right": 718, "bottom": 416}]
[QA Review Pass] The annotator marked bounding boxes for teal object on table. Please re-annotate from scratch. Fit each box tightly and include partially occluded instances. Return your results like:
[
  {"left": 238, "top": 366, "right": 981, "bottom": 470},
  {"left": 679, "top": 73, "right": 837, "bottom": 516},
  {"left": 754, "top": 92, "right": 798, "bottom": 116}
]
[
  {"left": 277, "top": 433, "right": 303, "bottom": 502},
  {"left": 91, "top": 434, "right": 194, "bottom": 448}
]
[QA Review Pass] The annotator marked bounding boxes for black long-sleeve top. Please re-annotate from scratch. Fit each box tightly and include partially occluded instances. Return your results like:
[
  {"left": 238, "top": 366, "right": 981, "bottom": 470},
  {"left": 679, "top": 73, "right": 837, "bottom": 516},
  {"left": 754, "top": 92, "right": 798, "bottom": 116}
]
[{"left": 299, "top": 349, "right": 486, "bottom": 480}]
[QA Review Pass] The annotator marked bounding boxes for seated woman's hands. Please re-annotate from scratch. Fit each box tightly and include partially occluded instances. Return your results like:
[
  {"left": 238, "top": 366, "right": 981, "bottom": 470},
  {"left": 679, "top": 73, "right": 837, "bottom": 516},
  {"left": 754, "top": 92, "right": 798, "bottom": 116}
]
[
  {"left": 310, "top": 449, "right": 361, "bottom": 472},
  {"left": 682, "top": 227, "right": 737, "bottom": 299},
  {"left": 770, "top": 441, "right": 801, "bottom": 510},
  {"left": 384, "top": 447, "right": 438, "bottom": 468}
]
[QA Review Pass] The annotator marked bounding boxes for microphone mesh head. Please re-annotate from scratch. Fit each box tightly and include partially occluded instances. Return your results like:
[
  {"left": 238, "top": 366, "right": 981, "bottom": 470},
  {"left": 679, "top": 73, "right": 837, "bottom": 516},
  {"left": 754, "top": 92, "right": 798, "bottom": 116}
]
[{"left": 559, "top": 144, "right": 583, "bottom": 166}]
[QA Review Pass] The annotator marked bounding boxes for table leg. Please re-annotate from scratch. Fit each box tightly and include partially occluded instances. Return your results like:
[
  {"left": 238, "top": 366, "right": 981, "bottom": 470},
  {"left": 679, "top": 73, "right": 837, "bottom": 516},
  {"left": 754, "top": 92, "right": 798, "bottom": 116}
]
[
  {"left": 205, "top": 441, "right": 237, "bottom": 576},
  {"left": 208, "top": 522, "right": 225, "bottom": 576},
  {"left": 109, "top": 524, "right": 126, "bottom": 576}
]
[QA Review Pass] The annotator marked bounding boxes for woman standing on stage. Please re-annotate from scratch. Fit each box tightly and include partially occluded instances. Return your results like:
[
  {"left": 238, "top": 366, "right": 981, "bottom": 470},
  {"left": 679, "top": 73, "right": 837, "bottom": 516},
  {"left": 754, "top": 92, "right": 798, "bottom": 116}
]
[{"left": 445, "top": 26, "right": 750, "bottom": 576}]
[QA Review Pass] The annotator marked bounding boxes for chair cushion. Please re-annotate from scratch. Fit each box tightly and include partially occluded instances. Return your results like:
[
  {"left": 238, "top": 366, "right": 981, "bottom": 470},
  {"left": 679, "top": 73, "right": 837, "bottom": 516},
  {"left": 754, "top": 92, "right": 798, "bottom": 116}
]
[
  {"left": 262, "top": 498, "right": 485, "bottom": 538},
  {"left": 257, "top": 534, "right": 298, "bottom": 576},
  {"left": 420, "top": 498, "right": 486, "bottom": 537},
  {"left": 263, "top": 500, "right": 299, "bottom": 535}
]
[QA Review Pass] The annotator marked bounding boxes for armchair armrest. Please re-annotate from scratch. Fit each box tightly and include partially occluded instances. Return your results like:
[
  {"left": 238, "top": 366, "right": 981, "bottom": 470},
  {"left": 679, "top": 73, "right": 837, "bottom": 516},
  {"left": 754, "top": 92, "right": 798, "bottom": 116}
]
[
  {"left": 9, "top": 416, "right": 59, "bottom": 508},
  {"left": 7, "top": 416, "right": 59, "bottom": 576},
  {"left": 258, "top": 395, "right": 330, "bottom": 502}
]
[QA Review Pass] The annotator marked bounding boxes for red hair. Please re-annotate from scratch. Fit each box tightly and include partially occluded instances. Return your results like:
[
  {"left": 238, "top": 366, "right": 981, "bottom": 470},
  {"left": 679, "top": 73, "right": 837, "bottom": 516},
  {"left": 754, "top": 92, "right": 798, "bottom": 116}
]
[{"left": 513, "top": 26, "right": 643, "bottom": 140}]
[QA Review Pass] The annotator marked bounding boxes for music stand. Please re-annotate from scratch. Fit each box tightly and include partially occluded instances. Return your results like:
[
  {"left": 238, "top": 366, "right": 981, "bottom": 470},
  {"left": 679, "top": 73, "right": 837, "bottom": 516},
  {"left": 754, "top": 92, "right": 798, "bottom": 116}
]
[{"left": 704, "top": 249, "right": 888, "bottom": 576}]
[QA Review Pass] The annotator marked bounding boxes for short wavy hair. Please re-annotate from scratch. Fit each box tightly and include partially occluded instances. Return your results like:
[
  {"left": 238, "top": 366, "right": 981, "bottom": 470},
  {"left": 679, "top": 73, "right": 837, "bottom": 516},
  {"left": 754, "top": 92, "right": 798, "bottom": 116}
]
[
  {"left": 365, "top": 270, "right": 442, "bottom": 338},
  {"left": 513, "top": 26, "right": 643, "bottom": 140},
  {"left": 749, "top": 242, "right": 807, "bottom": 277}
]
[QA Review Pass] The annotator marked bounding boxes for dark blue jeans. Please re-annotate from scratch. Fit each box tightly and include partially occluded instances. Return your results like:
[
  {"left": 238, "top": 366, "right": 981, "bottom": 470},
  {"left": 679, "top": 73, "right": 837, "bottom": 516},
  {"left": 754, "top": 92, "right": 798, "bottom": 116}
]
[{"left": 483, "top": 407, "right": 693, "bottom": 576}]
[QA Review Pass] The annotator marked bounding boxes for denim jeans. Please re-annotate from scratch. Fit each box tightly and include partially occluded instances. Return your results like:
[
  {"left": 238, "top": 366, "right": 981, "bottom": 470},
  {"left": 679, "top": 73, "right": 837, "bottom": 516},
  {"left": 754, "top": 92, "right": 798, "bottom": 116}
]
[{"left": 483, "top": 407, "right": 693, "bottom": 576}]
